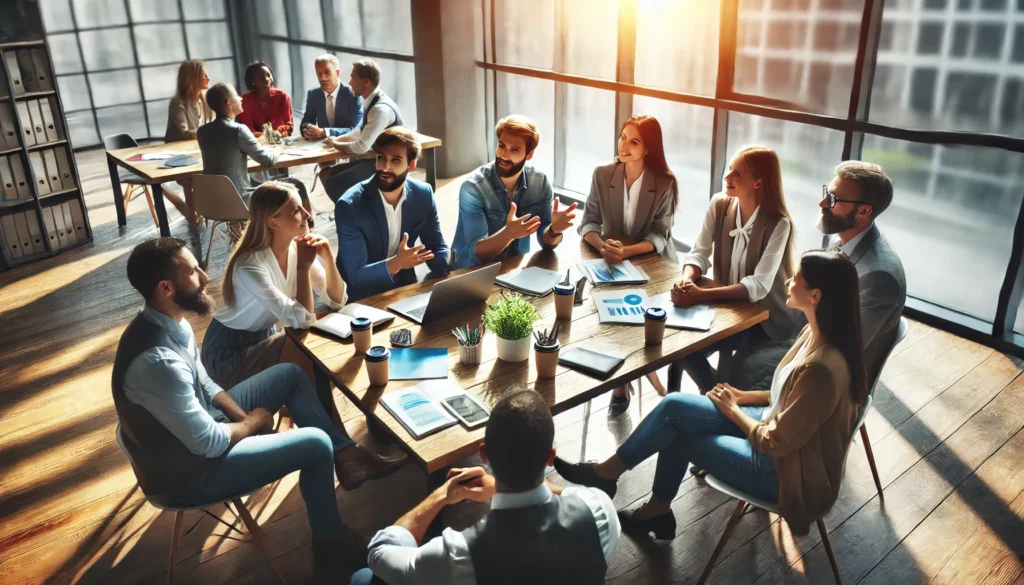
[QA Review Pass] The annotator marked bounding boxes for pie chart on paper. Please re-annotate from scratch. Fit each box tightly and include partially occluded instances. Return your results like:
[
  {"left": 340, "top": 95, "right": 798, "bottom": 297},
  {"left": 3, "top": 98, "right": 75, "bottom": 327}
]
[{"left": 624, "top": 294, "right": 643, "bottom": 306}]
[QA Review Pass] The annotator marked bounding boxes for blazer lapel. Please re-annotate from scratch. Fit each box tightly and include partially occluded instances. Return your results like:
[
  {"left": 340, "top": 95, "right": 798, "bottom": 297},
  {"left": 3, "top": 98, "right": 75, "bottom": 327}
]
[
  {"left": 608, "top": 163, "right": 625, "bottom": 237},
  {"left": 364, "top": 185, "right": 389, "bottom": 256},
  {"left": 849, "top": 223, "right": 880, "bottom": 265},
  {"left": 632, "top": 171, "right": 658, "bottom": 240}
]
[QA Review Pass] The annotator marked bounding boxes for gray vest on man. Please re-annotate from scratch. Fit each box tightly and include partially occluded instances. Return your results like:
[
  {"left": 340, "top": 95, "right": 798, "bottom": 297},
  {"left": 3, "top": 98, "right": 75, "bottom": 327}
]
[
  {"left": 360, "top": 91, "right": 404, "bottom": 131},
  {"left": 111, "top": 312, "right": 219, "bottom": 497},
  {"left": 462, "top": 494, "right": 606, "bottom": 585}
]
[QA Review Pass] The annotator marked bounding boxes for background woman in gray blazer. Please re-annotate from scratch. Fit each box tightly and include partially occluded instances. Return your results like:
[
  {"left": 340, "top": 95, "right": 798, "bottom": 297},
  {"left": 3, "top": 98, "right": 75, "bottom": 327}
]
[{"left": 578, "top": 115, "right": 679, "bottom": 409}]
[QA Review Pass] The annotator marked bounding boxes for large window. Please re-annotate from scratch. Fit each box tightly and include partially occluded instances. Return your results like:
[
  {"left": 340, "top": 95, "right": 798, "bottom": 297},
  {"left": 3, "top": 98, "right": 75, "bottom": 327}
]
[
  {"left": 251, "top": 0, "right": 417, "bottom": 130},
  {"left": 479, "top": 0, "right": 1024, "bottom": 353},
  {"left": 39, "top": 0, "right": 234, "bottom": 148}
]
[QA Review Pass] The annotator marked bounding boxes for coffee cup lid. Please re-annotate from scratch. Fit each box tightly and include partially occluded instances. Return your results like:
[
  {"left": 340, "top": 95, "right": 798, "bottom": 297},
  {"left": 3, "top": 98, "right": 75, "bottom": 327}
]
[
  {"left": 365, "top": 345, "right": 390, "bottom": 362},
  {"left": 554, "top": 282, "right": 575, "bottom": 295},
  {"left": 351, "top": 317, "right": 372, "bottom": 331},
  {"left": 644, "top": 307, "right": 667, "bottom": 321},
  {"left": 534, "top": 339, "right": 561, "bottom": 353}
]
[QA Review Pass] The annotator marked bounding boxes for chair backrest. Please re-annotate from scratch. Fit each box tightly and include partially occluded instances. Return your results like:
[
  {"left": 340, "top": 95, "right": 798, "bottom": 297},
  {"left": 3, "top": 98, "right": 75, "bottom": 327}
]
[
  {"left": 103, "top": 133, "right": 140, "bottom": 151},
  {"left": 114, "top": 423, "right": 146, "bottom": 482},
  {"left": 867, "top": 317, "right": 910, "bottom": 398},
  {"left": 192, "top": 174, "right": 250, "bottom": 222}
]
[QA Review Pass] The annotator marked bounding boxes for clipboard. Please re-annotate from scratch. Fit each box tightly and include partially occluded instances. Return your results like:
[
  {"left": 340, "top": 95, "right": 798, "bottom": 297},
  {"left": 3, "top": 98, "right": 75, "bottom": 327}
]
[
  {"left": 68, "top": 200, "right": 87, "bottom": 241},
  {"left": 4, "top": 51, "right": 24, "bottom": 95},
  {"left": 0, "top": 102, "right": 18, "bottom": 149},
  {"left": 0, "top": 156, "right": 15, "bottom": 200},
  {"left": 1, "top": 214, "right": 22, "bottom": 258},
  {"left": 30, "top": 48, "right": 53, "bottom": 91},
  {"left": 41, "top": 206, "right": 57, "bottom": 248},
  {"left": 15, "top": 101, "right": 35, "bottom": 146},
  {"left": 9, "top": 154, "right": 29, "bottom": 198},
  {"left": 42, "top": 148, "right": 62, "bottom": 190},
  {"left": 39, "top": 98, "right": 60, "bottom": 142},
  {"left": 25, "top": 209, "right": 45, "bottom": 253},
  {"left": 28, "top": 151, "right": 50, "bottom": 194}
]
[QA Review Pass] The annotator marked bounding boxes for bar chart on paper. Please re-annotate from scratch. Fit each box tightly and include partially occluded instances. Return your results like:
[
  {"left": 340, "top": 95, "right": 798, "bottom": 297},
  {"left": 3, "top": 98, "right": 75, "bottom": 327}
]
[{"left": 593, "top": 289, "right": 649, "bottom": 325}]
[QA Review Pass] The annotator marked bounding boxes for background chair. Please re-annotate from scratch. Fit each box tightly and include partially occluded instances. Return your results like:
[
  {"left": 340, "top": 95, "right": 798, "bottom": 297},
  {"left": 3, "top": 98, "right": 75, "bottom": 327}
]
[
  {"left": 858, "top": 317, "right": 910, "bottom": 496},
  {"left": 191, "top": 174, "right": 250, "bottom": 269},
  {"left": 104, "top": 134, "right": 158, "bottom": 228},
  {"left": 115, "top": 425, "right": 285, "bottom": 585}
]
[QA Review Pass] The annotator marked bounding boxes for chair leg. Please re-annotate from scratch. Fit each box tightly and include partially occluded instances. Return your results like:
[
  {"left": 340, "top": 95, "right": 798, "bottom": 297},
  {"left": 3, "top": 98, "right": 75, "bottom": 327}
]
[
  {"left": 204, "top": 222, "right": 220, "bottom": 269},
  {"left": 817, "top": 519, "right": 843, "bottom": 585},
  {"left": 232, "top": 498, "right": 286, "bottom": 585},
  {"left": 697, "top": 501, "right": 749, "bottom": 585},
  {"left": 167, "top": 510, "right": 185, "bottom": 585},
  {"left": 860, "top": 425, "right": 883, "bottom": 497},
  {"left": 123, "top": 184, "right": 133, "bottom": 207},
  {"left": 144, "top": 186, "right": 159, "bottom": 228}
]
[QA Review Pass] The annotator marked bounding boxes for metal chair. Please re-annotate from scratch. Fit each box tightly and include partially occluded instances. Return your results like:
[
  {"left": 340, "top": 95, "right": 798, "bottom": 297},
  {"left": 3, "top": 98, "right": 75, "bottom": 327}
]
[
  {"left": 858, "top": 317, "right": 910, "bottom": 496},
  {"left": 191, "top": 174, "right": 250, "bottom": 268},
  {"left": 104, "top": 134, "right": 158, "bottom": 228},
  {"left": 115, "top": 425, "right": 285, "bottom": 584}
]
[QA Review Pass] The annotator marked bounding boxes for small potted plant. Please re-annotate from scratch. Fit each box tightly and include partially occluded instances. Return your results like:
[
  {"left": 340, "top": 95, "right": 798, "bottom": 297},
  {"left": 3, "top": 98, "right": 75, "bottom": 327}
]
[{"left": 483, "top": 292, "right": 538, "bottom": 363}]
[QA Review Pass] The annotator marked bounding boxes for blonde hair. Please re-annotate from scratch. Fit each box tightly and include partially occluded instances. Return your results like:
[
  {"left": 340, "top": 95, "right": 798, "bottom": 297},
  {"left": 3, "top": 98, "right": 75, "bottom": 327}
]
[
  {"left": 221, "top": 181, "right": 297, "bottom": 307},
  {"left": 176, "top": 59, "right": 207, "bottom": 103},
  {"left": 734, "top": 145, "right": 796, "bottom": 271}
]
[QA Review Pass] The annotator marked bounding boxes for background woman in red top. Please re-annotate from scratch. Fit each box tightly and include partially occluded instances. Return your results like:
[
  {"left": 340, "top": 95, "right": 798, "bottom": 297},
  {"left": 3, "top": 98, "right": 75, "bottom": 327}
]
[{"left": 237, "top": 61, "right": 294, "bottom": 137}]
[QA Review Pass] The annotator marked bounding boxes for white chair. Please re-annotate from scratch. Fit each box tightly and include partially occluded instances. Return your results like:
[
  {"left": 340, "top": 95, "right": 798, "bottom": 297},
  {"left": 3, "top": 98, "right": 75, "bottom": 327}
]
[
  {"left": 191, "top": 174, "right": 250, "bottom": 268},
  {"left": 858, "top": 317, "right": 910, "bottom": 496},
  {"left": 115, "top": 425, "right": 285, "bottom": 584}
]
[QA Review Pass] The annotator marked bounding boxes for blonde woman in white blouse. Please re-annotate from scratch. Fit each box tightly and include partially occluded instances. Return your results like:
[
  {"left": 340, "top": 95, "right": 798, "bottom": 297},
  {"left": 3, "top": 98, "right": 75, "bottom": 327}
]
[
  {"left": 666, "top": 145, "right": 802, "bottom": 394},
  {"left": 202, "top": 181, "right": 404, "bottom": 489}
]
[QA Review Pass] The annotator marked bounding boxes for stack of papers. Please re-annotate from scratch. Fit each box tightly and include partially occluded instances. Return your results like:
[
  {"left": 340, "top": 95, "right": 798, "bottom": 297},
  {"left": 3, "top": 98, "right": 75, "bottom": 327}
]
[
  {"left": 496, "top": 267, "right": 563, "bottom": 296},
  {"left": 593, "top": 289, "right": 650, "bottom": 325},
  {"left": 380, "top": 381, "right": 458, "bottom": 439},
  {"left": 650, "top": 293, "right": 715, "bottom": 331},
  {"left": 580, "top": 259, "right": 650, "bottom": 285},
  {"left": 310, "top": 303, "right": 395, "bottom": 339}
]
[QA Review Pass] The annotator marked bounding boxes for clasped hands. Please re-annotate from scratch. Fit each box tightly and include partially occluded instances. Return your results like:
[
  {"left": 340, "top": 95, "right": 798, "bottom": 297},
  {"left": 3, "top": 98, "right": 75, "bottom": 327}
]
[
  {"left": 706, "top": 383, "right": 750, "bottom": 417},
  {"left": 295, "top": 234, "right": 332, "bottom": 270},
  {"left": 442, "top": 466, "right": 497, "bottom": 505}
]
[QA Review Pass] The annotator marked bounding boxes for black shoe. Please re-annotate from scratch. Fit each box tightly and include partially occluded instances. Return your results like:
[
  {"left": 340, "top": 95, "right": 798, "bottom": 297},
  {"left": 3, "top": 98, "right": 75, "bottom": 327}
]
[
  {"left": 312, "top": 525, "right": 369, "bottom": 569},
  {"left": 609, "top": 383, "right": 634, "bottom": 414},
  {"left": 553, "top": 457, "right": 617, "bottom": 499},
  {"left": 618, "top": 508, "right": 677, "bottom": 540}
]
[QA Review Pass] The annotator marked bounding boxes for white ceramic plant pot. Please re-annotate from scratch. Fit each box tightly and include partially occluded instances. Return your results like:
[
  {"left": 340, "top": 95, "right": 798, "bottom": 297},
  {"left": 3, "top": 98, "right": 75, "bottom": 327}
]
[{"left": 495, "top": 335, "right": 531, "bottom": 363}]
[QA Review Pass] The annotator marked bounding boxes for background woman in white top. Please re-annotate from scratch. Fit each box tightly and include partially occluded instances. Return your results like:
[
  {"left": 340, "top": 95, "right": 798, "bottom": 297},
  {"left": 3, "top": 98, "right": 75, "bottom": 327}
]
[
  {"left": 665, "top": 145, "right": 802, "bottom": 394},
  {"left": 201, "top": 181, "right": 403, "bottom": 489}
]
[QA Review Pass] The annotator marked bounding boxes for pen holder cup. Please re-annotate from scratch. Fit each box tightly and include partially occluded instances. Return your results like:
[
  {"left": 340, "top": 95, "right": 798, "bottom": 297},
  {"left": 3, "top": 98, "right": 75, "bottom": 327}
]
[
  {"left": 535, "top": 340, "right": 561, "bottom": 379},
  {"left": 458, "top": 343, "right": 482, "bottom": 366}
]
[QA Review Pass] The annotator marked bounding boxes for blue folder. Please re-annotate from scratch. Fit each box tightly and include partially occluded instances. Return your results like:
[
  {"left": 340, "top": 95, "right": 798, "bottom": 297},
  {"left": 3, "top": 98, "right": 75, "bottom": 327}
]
[{"left": 389, "top": 348, "right": 450, "bottom": 380}]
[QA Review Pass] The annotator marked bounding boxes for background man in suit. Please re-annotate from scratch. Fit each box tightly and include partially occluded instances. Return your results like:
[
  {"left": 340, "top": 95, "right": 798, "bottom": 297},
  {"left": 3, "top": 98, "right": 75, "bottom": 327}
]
[
  {"left": 300, "top": 54, "right": 363, "bottom": 140},
  {"left": 350, "top": 389, "right": 620, "bottom": 585},
  {"left": 335, "top": 127, "right": 449, "bottom": 301}
]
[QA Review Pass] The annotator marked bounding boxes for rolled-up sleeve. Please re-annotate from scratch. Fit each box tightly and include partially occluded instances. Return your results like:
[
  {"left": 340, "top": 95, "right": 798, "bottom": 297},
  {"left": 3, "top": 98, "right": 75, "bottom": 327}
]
[
  {"left": 738, "top": 218, "right": 791, "bottom": 302},
  {"left": 367, "top": 526, "right": 471, "bottom": 584},
  {"left": 233, "top": 264, "right": 317, "bottom": 329}
]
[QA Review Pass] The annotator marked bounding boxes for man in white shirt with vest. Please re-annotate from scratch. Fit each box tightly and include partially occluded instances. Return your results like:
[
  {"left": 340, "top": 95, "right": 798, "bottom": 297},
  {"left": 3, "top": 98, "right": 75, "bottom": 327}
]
[{"left": 350, "top": 389, "right": 621, "bottom": 585}]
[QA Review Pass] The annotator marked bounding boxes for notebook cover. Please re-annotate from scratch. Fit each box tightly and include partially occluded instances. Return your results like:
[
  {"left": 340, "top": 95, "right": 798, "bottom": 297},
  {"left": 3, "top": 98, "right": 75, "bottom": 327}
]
[
  {"left": 558, "top": 347, "right": 625, "bottom": 380},
  {"left": 389, "top": 347, "right": 450, "bottom": 380}
]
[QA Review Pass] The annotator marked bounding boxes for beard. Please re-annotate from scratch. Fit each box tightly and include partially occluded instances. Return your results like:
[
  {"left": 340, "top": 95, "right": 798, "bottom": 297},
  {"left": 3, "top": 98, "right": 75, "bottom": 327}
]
[
  {"left": 175, "top": 283, "right": 214, "bottom": 316},
  {"left": 817, "top": 207, "right": 857, "bottom": 234},
  {"left": 495, "top": 157, "right": 526, "bottom": 178},
  {"left": 376, "top": 169, "right": 409, "bottom": 193}
]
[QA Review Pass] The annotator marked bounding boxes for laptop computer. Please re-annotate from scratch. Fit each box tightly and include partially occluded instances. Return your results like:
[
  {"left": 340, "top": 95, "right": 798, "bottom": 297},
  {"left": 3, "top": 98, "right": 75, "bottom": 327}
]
[{"left": 389, "top": 263, "right": 501, "bottom": 324}]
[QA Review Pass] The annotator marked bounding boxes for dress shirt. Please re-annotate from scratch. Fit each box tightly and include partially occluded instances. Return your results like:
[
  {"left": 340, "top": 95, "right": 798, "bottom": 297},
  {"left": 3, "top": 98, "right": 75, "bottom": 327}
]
[
  {"left": 829, "top": 228, "right": 869, "bottom": 257},
  {"left": 366, "top": 483, "right": 620, "bottom": 585},
  {"left": 123, "top": 306, "right": 230, "bottom": 458},
  {"left": 622, "top": 170, "right": 644, "bottom": 235},
  {"left": 381, "top": 186, "right": 407, "bottom": 257},
  {"left": 334, "top": 88, "right": 396, "bottom": 155},
  {"left": 213, "top": 245, "right": 346, "bottom": 331},
  {"left": 324, "top": 84, "right": 339, "bottom": 126},
  {"left": 683, "top": 201, "right": 792, "bottom": 302}
]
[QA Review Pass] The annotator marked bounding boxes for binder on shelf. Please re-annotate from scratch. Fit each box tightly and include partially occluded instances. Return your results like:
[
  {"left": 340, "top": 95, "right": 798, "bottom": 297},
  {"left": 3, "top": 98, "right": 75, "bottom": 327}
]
[
  {"left": 0, "top": 63, "right": 8, "bottom": 98},
  {"left": 25, "top": 209, "right": 45, "bottom": 253},
  {"left": 68, "top": 199, "right": 86, "bottom": 241},
  {"left": 15, "top": 101, "right": 35, "bottom": 146},
  {"left": 28, "top": 151, "right": 50, "bottom": 194},
  {"left": 4, "top": 51, "right": 24, "bottom": 96},
  {"left": 42, "top": 148, "right": 62, "bottom": 190},
  {"left": 9, "top": 154, "right": 29, "bottom": 198},
  {"left": 29, "top": 99, "right": 46, "bottom": 143},
  {"left": 54, "top": 147, "right": 73, "bottom": 187},
  {"left": 0, "top": 102, "right": 18, "bottom": 149},
  {"left": 0, "top": 156, "right": 14, "bottom": 200},
  {"left": 41, "top": 205, "right": 57, "bottom": 248},
  {"left": 30, "top": 48, "right": 53, "bottom": 91},
  {"left": 39, "top": 98, "right": 59, "bottom": 142},
  {"left": 51, "top": 204, "right": 68, "bottom": 247},
  {"left": 60, "top": 201, "right": 76, "bottom": 243},
  {"left": 12, "top": 211, "right": 32, "bottom": 255},
  {"left": 16, "top": 49, "right": 37, "bottom": 92},
  {"left": 1, "top": 214, "right": 22, "bottom": 259}
]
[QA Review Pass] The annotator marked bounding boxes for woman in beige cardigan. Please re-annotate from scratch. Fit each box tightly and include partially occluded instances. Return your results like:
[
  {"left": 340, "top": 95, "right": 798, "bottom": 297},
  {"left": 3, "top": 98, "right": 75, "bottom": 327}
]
[
  {"left": 163, "top": 59, "right": 214, "bottom": 224},
  {"left": 555, "top": 250, "right": 867, "bottom": 537}
]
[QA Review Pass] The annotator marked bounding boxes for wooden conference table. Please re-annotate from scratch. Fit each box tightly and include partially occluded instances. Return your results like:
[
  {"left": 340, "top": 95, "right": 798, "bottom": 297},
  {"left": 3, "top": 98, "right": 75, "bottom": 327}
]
[
  {"left": 105, "top": 133, "right": 443, "bottom": 237},
  {"left": 292, "top": 241, "right": 768, "bottom": 480}
]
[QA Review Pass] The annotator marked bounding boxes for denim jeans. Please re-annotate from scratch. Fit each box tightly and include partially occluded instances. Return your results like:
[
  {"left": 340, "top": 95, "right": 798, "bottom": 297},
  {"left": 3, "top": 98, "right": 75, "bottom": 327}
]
[
  {"left": 350, "top": 568, "right": 387, "bottom": 585},
  {"left": 616, "top": 393, "right": 779, "bottom": 502},
  {"left": 176, "top": 363, "right": 354, "bottom": 540}
]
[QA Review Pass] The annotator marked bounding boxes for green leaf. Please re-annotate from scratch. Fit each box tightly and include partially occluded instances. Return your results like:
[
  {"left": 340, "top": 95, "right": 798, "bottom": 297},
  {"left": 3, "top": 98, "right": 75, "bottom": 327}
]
[{"left": 483, "top": 292, "right": 538, "bottom": 340}]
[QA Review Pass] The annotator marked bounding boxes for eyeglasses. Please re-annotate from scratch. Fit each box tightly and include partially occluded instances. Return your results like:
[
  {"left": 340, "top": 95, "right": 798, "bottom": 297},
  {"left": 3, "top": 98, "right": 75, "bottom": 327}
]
[{"left": 822, "top": 185, "right": 869, "bottom": 208}]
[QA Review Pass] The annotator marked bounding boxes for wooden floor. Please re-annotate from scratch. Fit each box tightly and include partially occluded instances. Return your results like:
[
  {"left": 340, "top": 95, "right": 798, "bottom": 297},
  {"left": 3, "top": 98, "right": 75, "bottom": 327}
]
[{"left": 1, "top": 147, "right": 1022, "bottom": 585}]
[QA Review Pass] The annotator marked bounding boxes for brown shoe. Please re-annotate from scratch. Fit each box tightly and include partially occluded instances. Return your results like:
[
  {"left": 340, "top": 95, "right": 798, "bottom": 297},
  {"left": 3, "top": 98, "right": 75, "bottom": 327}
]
[
  {"left": 312, "top": 525, "right": 369, "bottom": 569},
  {"left": 335, "top": 445, "right": 407, "bottom": 491}
]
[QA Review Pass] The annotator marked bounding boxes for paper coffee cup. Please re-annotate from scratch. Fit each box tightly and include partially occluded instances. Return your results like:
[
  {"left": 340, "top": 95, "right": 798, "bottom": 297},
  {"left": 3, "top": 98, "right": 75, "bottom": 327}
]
[{"left": 644, "top": 307, "right": 668, "bottom": 345}]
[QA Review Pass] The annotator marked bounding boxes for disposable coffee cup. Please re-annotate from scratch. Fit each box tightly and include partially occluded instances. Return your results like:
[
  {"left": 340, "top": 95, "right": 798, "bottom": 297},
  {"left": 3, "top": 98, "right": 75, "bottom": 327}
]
[
  {"left": 365, "top": 345, "right": 390, "bottom": 386},
  {"left": 644, "top": 307, "right": 668, "bottom": 345},
  {"left": 351, "top": 317, "right": 372, "bottom": 354},
  {"left": 553, "top": 282, "right": 576, "bottom": 320},
  {"left": 534, "top": 339, "right": 561, "bottom": 379}
]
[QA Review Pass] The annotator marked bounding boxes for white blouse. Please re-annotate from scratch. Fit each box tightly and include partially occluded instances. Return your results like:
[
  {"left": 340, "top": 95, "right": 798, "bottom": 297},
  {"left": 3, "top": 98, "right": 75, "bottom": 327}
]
[
  {"left": 682, "top": 198, "right": 791, "bottom": 303},
  {"left": 622, "top": 171, "right": 644, "bottom": 235},
  {"left": 214, "top": 245, "right": 346, "bottom": 331},
  {"left": 762, "top": 338, "right": 808, "bottom": 422}
]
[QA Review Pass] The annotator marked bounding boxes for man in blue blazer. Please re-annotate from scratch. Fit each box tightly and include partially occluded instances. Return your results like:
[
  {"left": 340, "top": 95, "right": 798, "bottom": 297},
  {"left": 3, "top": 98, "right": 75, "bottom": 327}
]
[
  {"left": 300, "top": 54, "right": 363, "bottom": 139},
  {"left": 335, "top": 127, "right": 450, "bottom": 301}
]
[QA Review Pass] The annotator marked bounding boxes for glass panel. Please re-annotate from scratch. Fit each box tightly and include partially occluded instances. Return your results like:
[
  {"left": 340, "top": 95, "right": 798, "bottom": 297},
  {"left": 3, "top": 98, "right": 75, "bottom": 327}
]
[
  {"left": 56, "top": 74, "right": 92, "bottom": 111},
  {"left": 39, "top": 0, "right": 75, "bottom": 32},
  {"left": 88, "top": 69, "right": 142, "bottom": 107},
  {"left": 861, "top": 138, "right": 1024, "bottom": 321},
  {"left": 96, "top": 103, "right": 148, "bottom": 141},
  {"left": 146, "top": 99, "right": 170, "bottom": 137},
  {"left": 185, "top": 22, "right": 233, "bottom": 59},
  {"left": 563, "top": 85, "right": 615, "bottom": 193},
  {"left": 65, "top": 109, "right": 99, "bottom": 146},
  {"left": 133, "top": 24, "right": 187, "bottom": 66},
  {"left": 560, "top": 0, "right": 617, "bottom": 79},
  {"left": 332, "top": 51, "right": 418, "bottom": 130},
  {"left": 495, "top": 73, "right": 555, "bottom": 179},
  {"left": 181, "top": 0, "right": 226, "bottom": 20},
  {"left": 256, "top": 0, "right": 288, "bottom": 36},
  {"left": 140, "top": 64, "right": 180, "bottom": 101},
  {"left": 128, "top": 0, "right": 180, "bottom": 23},
  {"left": 635, "top": 0, "right": 720, "bottom": 95},
  {"left": 733, "top": 0, "right": 864, "bottom": 117},
  {"left": 331, "top": 0, "right": 365, "bottom": 47},
  {"left": 494, "top": 0, "right": 556, "bottom": 69},
  {"left": 47, "top": 33, "right": 83, "bottom": 74},
  {"left": 79, "top": 29, "right": 136, "bottom": 70},
  {"left": 296, "top": 0, "right": 325, "bottom": 42},
  {"left": 71, "top": 0, "right": 129, "bottom": 28},
  {"left": 726, "top": 112, "right": 846, "bottom": 256},
  {"left": 204, "top": 58, "right": 237, "bottom": 88},
  {"left": 351, "top": 0, "right": 414, "bottom": 54},
  {"left": 632, "top": 96, "right": 715, "bottom": 245},
  {"left": 299, "top": 46, "right": 325, "bottom": 100}
]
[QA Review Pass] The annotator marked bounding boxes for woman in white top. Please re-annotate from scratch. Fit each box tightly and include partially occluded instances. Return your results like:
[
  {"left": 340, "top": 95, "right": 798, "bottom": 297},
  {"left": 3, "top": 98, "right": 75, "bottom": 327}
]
[{"left": 665, "top": 145, "right": 802, "bottom": 394}]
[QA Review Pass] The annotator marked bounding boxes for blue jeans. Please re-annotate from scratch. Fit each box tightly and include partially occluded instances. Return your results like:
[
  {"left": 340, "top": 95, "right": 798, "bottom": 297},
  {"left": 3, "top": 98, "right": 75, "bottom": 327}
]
[
  {"left": 178, "top": 363, "right": 354, "bottom": 540},
  {"left": 350, "top": 568, "right": 386, "bottom": 585},
  {"left": 616, "top": 393, "right": 779, "bottom": 502}
]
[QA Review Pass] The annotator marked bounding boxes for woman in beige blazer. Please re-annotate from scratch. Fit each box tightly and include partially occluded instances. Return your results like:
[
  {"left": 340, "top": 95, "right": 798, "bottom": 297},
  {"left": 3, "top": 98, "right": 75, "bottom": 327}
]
[
  {"left": 163, "top": 60, "right": 214, "bottom": 224},
  {"left": 555, "top": 250, "right": 867, "bottom": 538}
]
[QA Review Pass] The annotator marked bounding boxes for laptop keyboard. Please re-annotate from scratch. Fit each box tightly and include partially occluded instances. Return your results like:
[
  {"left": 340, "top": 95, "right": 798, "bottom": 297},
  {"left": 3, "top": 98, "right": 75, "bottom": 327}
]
[{"left": 407, "top": 305, "right": 427, "bottom": 320}]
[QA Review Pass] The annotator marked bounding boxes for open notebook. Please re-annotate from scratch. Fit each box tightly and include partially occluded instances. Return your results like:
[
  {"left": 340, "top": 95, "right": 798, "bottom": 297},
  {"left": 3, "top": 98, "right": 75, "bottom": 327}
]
[
  {"left": 310, "top": 303, "right": 395, "bottom": 339},
  {"left": 496, "top": 266, "right": 564, "bottom": 296}
]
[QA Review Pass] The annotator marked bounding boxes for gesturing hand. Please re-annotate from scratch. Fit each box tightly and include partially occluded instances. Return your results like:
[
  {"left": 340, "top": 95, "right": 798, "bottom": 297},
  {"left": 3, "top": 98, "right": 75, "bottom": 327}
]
[
  {"left": 549, "top": 197, "right": 578, "bottom": 234},
  {"left": 601, "top": 239, "right": 625, "bottom": 264},
  {"left": 295, "top": 235, "right": 319, "bottom": 270},
  {"left": 504, "top": 202, "right": 542, "bottom": 240},
  {"left": 302, "top": 124, "right": 326, "bottom": 140},
  {"left": 390, "top": 233, "right": 435, "bottom": 273},
  {"left": 444, "top": 467, "right": 497, "bottom": 504}
]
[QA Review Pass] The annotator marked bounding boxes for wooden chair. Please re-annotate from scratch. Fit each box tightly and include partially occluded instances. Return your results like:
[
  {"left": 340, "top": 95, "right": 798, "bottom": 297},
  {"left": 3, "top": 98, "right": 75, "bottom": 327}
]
[
  {"left": 191, "top": 174, "right": 250, "bottom": 269},
  {"left": 115, "top": 425, "right": 285, "bottom": 585},
  {"left": 858, "top": 317, "right": 910, "bottom": 496},
  {"left": 103, "top": 134, "right": 158, "bottom": 228}
]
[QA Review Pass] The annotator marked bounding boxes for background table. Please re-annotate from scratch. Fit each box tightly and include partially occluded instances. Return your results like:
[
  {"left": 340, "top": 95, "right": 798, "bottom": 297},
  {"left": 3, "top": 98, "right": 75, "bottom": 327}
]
[{"left": 105, "top": 134, "right": 442, "bottom": 237}]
